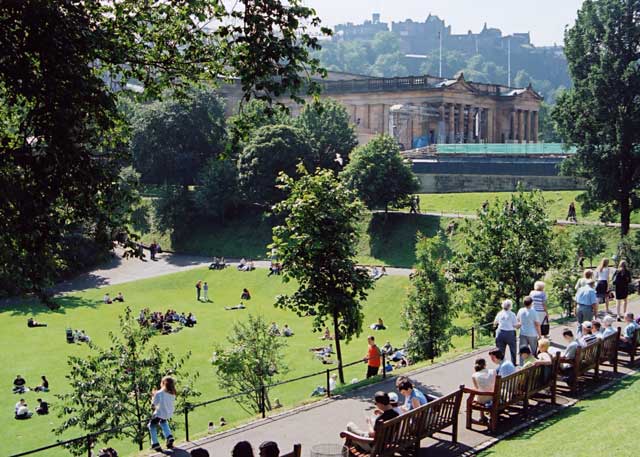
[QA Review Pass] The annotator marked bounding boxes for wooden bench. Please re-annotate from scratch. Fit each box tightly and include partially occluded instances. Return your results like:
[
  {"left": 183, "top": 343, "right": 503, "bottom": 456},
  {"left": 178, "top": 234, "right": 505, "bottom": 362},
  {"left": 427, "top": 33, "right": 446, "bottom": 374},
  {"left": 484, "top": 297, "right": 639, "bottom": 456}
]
[
  {"left": 340, "top": 387, "right": 464, "bottom": 457},
  {"left": 599, "top": 328, "right": 621, "bottom": 373},
  {"left": 464, "top": 354, "right": 560, "bottom": 433},
  {"left": 558, "top": 339, "right": 601, "bottom": 392},
  {"left": 618, "top": 327, "right": 639, "bottom": 365},
  {"left": 281, "top": 444, "right": 301, "bottom": 457}
]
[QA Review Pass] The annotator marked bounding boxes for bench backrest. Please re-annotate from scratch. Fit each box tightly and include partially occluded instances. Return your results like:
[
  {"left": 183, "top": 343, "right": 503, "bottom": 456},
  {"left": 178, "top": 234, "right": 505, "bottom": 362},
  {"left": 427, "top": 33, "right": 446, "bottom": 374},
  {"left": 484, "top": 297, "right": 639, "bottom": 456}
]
[
  {"left": 575, "top": 339, "right": 601, "bottom": 374},
  {"left": 601, "top": 328, "right": 621, "bottom": 361},
  {"left": 281, "top": 444, "right": 301, "bottom": 457},
  {"left": 527, "top": 352, "right": 560, "bottom": 394},
  {"left": 372, "top": 388, "right": 463, "bottom": 457},
  {"left": 495, "top": 368, "right": 530, "bottom": 408}
]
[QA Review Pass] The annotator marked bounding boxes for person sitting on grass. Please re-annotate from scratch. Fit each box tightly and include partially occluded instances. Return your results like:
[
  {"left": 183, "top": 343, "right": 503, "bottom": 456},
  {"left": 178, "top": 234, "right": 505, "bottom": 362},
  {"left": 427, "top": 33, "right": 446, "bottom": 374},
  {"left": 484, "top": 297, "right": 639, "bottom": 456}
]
[
  {"left": 282, "top": 324, "right": 294, "bottom": 337},
  {"left": 113, "top": 292, "right": 125, "bottom": 302},
  {"left": 344, "top": 391, "right": 399, "bottom": 452},
  {"left": 36, "top": 398, "right": 49, "bottom": 415},
  {"left": 186, "top": 313, "right": 197, "bottom": 327},
  {"left": 320, "top": 327, "right": 333, "bottom": 340},
  {"left": 619, "top": 312, "right": 640, "bottom": 351},
  {"left": 371, "top": 318, "right": 386, "bottom": 330},
  {"left": 103, "top": 293, "right": 113, "bottom": 304},
  {"left": 13, "top": 375, "right": 27, "bottom": 394},
  {"left": 27, "top": 317, "right": 47, "bottom": 328},
  {"left": 34, "top": 375, "right": 49, "bottom": 392},
  {"left": 225, "top": 303, "right": 246, "bottom": 311},
  {"left": 241, "top": 288, "right": 251, "bottom": 300},
  {"left": 14, "top": 399, "right": 32, "bottom": 419},
  {"left": 381, "top": 341, "right": 393, "bottom": 356},
  {"left": 269, "top": 322, "right": 281, "bottom": 336}
]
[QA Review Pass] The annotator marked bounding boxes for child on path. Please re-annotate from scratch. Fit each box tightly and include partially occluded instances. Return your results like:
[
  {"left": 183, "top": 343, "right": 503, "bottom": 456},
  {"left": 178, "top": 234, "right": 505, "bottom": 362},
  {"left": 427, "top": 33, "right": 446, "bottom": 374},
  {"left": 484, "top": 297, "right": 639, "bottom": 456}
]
[{"left": 148, "top": 376, "right": 177, "bottom": 451}]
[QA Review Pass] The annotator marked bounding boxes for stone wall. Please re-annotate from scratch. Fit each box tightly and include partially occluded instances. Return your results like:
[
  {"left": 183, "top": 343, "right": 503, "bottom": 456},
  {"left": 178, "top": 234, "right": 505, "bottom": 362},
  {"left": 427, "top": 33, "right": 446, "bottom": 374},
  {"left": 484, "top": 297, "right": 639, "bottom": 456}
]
[{"left": 416, "top": 174, "right": 585, "bottom": 193}]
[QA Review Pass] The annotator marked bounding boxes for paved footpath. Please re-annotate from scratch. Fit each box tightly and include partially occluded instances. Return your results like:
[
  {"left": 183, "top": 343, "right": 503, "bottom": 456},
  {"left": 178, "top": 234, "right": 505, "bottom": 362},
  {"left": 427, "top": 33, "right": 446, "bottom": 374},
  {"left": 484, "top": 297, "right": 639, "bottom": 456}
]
[{"left": 167, "top": 301, "right": 639, "bottom": 457}]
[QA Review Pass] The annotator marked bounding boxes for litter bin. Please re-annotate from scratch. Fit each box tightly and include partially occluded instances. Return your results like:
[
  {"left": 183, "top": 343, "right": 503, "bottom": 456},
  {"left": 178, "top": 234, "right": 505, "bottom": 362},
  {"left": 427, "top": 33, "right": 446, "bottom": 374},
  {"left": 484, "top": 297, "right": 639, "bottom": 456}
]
[{"left": 310, "top": 443, "right": 345, "bottom": 457}]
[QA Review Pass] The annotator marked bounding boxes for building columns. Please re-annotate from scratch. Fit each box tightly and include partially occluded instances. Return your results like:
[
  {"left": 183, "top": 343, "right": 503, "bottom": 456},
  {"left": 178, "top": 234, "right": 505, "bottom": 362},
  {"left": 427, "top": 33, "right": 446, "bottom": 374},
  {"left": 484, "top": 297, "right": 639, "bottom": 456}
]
[
  {"left": 517, "top": 109, "right": 524, "bottom": 143},
  {"left": 486, "top": 108, "right": 494, "bottom": 143},
  {"left": 467, "top": 106, "right": 475, "bottom": 143},
  {"left": 532, "top": 111, "right": 539, "bottom": 143},
  {"left": 438, "top": 104, "right": 446, "bottom": 144},
  {"left": 524, "top": 110, "right": 530, "bottom": 143},
  {"left": 448, "top": 103, "right": 455, "bottom": 143},
  {"left": 457, "top": 104, "right": 464, "bottom": 143}
]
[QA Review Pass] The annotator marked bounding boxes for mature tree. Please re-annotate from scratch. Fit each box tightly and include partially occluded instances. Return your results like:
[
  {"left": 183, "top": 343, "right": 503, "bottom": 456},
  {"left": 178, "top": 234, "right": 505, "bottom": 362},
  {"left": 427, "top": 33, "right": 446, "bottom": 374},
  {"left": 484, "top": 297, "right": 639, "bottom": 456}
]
[
  {"left": 554, "top": 0, "right": 640, "bottom": 236},
  {"left": 571, "top": 226, "right": 607, "bottom": 268},
  {"left": 453, "top": 188, "right": 557, "bottom": 325},
  {"left": 341, "top": 135, "right": 420, "bottom": 211},
  {"left": 371, "top": 31, "right": 401, "bottom": 56},
  {"left": 194, "top": 158, "right": 238, "bottom": 224},
  {"left": 370, "top": 52, "right": 409, "bottom": 78},
  {"left": 538, "top": 102, "right": 561, "bottom": 143},
  {"left": 294, "top": 99, "right": 358, "bottom": 171},
  {"left": 403, "top": 234, "right": 454, "bottom": 361},
  {"left": 212, "top": 314, "right": 288, "bottom": 414},
  {"left": 131, "top": 90, "right": 227, "bottom": 186},
  {"left": 154, "top": 186, "right": 195, "bottom": 242},
  {"left": 271, "top": 167, "right": 373, "bottom": 382},
  {"left": 0, "top": 0, "right": 328, "bottom": 298},
  {"left": 55, "top": 308, "right": 199, "bottom": 453},
  {"left": 238, "top": 125, "right": 315, "bottom": 207},
  {"left": 227, "top": 99, "right": 291, "bottom": 149}
]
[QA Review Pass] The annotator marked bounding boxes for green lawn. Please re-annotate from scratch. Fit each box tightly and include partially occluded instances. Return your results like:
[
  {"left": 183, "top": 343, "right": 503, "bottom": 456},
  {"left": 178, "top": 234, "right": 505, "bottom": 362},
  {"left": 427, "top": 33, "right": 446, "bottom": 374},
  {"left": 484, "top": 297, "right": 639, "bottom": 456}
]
[
  {"left": 2, "top": 267, "right": 489, "bottom": 457},
  {"left": 411, "top": 190, "right": 640, "bottom": 224},
  {"left": 478, "top": 372, "right": 640, "bottom": 457}
]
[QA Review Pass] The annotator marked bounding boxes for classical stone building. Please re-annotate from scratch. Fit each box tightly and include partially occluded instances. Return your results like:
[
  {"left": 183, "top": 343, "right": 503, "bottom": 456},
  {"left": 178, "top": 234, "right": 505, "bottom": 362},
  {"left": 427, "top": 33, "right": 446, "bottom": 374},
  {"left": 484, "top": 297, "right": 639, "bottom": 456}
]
[{"left": 286, "top": 73, "right": 542, "bottom": 148}]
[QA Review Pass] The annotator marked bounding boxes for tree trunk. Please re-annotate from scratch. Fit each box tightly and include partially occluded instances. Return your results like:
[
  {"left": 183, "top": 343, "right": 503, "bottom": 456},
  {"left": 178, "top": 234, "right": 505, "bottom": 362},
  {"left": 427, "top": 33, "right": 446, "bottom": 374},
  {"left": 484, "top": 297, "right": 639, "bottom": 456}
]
[
  {"left": 620, "top": 194, "right": 631, "bottom": 237},
  {"left": 332, "top": 311, "right": 345, "bottom": 384}
]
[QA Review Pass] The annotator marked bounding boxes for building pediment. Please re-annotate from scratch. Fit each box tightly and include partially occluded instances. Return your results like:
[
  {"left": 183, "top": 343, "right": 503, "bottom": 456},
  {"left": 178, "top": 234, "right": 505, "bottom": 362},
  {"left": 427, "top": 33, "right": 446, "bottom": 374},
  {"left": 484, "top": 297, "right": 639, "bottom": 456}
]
[
  {"left": 503, "top": 84, "right": 543, "bottom": 101},
  {"left": 436, "top": 73, "right": 477, "bottom": 94}
]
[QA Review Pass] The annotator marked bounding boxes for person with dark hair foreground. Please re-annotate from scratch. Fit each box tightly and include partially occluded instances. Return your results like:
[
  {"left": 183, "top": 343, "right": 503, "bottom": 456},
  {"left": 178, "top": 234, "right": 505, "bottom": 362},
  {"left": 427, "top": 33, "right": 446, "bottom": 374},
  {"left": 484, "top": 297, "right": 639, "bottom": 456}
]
[
  {"left": 344, "top": 391, "right": 399, "bottom": 451},
  {"left": 258, "top": 441, "right": 280, "bottom": 457},
  {"left": 190, "top": 449, "right": 209, "bottom": 457},
  {"left": 232, "top": 441, "right": 255, "bottom": 457}
]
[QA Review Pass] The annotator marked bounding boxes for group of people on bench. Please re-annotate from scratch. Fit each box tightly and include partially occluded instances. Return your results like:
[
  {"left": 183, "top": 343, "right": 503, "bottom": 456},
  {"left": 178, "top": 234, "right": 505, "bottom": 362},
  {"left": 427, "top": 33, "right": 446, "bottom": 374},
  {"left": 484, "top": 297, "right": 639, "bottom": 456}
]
[{"left": 138, "top": 308, "right": 197, "bottom": 333}]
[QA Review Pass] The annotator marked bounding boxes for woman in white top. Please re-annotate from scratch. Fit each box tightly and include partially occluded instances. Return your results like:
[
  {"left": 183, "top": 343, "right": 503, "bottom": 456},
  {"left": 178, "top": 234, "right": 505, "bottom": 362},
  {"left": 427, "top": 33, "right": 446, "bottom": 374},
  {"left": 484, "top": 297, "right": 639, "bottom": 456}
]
[
  {"left": 471, "top": 358, "right": 496, "bottom": 424},
  {"left": 595, "top": 258, "right": 611, "bottom": 314},
  {"left": 493, "top": 299, "right": 520, "bottom": 365},
  {"left": 148, "top": 376, "right": 177, "bottom": 451}
]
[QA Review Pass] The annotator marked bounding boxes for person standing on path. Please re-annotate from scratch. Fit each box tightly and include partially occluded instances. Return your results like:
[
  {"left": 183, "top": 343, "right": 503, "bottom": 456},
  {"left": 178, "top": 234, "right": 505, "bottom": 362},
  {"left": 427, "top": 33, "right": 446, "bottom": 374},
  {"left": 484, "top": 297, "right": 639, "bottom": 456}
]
[
  {"left": 613, "top": 260, "right": 632, "bottom": 320},
  {"left": 203, "top": 282, "right": 209, "bottom": 302},
  {"left": 516, "top": 296, "right": 541, "bottom": 363},
  {"left": 148, "top": 376, "right": 177, "bottom": 451},
  {"left": 195, "top": 280, "right": 202, "bottom": 301},
  {"left": 595, "top": 258, "right": 612, "bottom": 314},
  {"left": 529, "top": 281, "right": 548, "bottom": 324},
  {"left": 493, "top": 299, "right": 520, "bottom": 366},
  {"left": 575, "top": 273, "right": 598, "bottom": 333},
  {"left": 364, "top": 335, "right": 381, "bottom": 378}
]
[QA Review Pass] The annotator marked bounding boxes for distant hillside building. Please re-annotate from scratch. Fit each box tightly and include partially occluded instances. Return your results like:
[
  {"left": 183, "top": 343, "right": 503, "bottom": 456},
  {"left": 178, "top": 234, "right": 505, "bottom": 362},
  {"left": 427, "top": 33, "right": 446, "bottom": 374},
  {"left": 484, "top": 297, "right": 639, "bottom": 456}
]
[{"left": 334, "top": 14, "right": 531, "bottom": 55}]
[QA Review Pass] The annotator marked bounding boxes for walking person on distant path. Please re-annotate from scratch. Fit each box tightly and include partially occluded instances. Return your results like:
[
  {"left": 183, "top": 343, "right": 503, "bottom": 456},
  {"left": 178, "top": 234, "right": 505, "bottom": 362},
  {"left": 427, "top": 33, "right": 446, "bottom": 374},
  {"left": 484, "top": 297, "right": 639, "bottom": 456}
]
[
  {"left": 415, "top": 195, "right": 421, "bottom": 213},
  {"left": 595, "top": 258, "right": 612, "bottom": 314},
  {"left": 409, "top": 196, "right": 417, "bottom": 214},
  {"left": 567, "top": 201, "right": 577, "bottom": 223},
  {"left": 575, "top": 272, "right": 598, "bottom": 334},
  {"left": 529, "top": 281, "right": 548, "bottom": 324},
  {"left": 516, "top": 296, "right": 541, "bottom": 363},
  {"left": 493, "top": 299, "right": 519, "bottom": 365},
  {"left": 364, "top": 335, "right": 381, "bottom": 378},
  {"left": 195, "top": 280, "right": 202, "bottom": 301},
  {"left": 148, "top": 376, "right": 177, "bottom": 451}
]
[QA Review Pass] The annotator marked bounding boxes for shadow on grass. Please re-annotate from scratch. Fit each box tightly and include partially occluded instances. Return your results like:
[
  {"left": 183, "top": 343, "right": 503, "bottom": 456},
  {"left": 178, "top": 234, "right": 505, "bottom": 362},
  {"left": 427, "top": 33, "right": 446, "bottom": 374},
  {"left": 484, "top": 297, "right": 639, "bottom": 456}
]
[
  {"left": 367, "top": 213, "right": 442, "bottom": 267},
  {"left": 0, "top": 295, "right": 100, "bottom": 317}
]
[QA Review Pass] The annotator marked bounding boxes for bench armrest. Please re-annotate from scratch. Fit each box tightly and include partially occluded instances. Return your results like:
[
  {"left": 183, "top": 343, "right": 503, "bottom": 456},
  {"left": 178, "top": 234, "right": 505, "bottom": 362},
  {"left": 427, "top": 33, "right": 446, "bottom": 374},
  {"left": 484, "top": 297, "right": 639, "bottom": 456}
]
[
  {"left": 462, "top": 387, "right": 494, "bottom": 396},
  {"left": 340, "top": 431, "right": 374, "bottom": 444},
  {"left": 559, "top": 357, "right": 575, "bottom": 364}
]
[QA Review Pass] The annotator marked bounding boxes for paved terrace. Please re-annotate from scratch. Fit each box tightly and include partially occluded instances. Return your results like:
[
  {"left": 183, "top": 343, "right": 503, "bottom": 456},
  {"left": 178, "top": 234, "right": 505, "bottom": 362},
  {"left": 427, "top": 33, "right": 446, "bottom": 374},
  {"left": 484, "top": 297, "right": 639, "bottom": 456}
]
[{"left": 166, "top": 301, "right": 639, "bottom": 457}]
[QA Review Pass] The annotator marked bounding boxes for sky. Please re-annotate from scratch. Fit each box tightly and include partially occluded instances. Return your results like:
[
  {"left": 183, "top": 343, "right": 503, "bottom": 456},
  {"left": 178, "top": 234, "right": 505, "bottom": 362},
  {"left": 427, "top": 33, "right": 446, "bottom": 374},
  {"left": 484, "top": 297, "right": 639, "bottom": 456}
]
[{"left": 303, "top": 0, "right": 585, "bottom": 46}]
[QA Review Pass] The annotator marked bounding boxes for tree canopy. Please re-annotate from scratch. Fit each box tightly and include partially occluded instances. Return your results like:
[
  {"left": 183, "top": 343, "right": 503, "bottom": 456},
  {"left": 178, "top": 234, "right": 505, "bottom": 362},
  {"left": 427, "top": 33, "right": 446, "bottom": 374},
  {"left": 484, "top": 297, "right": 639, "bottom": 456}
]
[
  {"left": 271, "top": 167, "right": 373, "bottom": 382},
  {"left": 340, "top": 135, "right": 420, "bottom": 211},
  {"left": 131, "top": 90, "right": 227, "bottom": 186},
  {"left": 554, "top": 0, "right": 640, "bottom": 236},
  {"left": 238, "top": 124, "right": 315, "bottom": 207},
  {"left": 0, "top": 0, "right": 328, "bottom": 297}
]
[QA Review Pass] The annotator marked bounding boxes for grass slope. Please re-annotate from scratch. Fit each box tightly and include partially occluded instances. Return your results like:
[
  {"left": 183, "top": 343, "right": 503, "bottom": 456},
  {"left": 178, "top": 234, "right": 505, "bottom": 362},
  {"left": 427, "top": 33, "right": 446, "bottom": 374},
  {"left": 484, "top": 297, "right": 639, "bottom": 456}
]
[
  {"left": 1, "top": 267, "right": 487, "bottom": 456},
  {"left": 478, "top": 372, "right": 640, "bottom": 457}
]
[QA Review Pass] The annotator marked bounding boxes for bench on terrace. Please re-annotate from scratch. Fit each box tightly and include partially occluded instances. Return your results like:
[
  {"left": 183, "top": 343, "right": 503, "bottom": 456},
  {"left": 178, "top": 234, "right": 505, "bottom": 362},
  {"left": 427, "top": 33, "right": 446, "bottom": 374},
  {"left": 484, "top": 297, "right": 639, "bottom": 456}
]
[
  {"left": 618, "top": 327, "right": 639, "bottom": 365},
  {"left": 559, "top": 339, "right": 601, "bottom": 393},
  {"left": 599, "top": 328, "right": 621, "bottom": 373}
]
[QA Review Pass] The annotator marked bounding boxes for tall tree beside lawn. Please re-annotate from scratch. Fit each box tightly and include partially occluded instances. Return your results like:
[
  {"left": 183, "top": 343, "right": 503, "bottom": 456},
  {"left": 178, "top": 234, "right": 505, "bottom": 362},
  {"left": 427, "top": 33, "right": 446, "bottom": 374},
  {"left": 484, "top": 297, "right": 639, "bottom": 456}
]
[
  {"left": 131, "top": 90, "right": 227, "bottom": 186},
  {"left": 55, "top": 307, "right": 199, "bottom": 454},
  {"left": 0, "top": 0, "right": 328, "bottom": 298},
  {"left": 238, "top": 125, "right": 315, "bottom": 207},
  {"left": 194, "top": 158, "right": 238, "bottom": 224},
  {"left": 212, "top": 315, "right": 288, "bottom": 414},
  {"left": 554, "top": 0, "right": 640, "bottom": 236},
  {"left": 227, "top": 99, "right": 291, "bottom": 149},
  {"left": 294, "top": 99, "right": 358, "bottom": 171},
  {"left": 271, "top": 167, "right": 374, "bottom": 383},
  {"left": 454, "top": 188, "right": 556, "bottom": 325},
  {"left": 340, "top": 135, "right": 419, "bottom": 212},
  {"left": 403, "top": 234, "right": 454, "bottom": 361}
]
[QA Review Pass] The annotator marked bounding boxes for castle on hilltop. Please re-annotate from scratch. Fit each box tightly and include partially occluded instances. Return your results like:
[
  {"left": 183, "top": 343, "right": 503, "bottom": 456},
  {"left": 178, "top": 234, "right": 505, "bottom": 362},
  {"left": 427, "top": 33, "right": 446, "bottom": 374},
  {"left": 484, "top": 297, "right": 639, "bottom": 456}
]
[{"left": 334, "top": 13, "right": 532, "bottom": 54}]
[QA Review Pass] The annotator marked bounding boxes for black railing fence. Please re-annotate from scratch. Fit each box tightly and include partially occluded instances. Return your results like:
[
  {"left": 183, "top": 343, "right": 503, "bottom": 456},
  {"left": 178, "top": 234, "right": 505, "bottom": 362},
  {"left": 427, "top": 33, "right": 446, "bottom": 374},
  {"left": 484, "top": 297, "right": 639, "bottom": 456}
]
[{"left": 10, "top": 321, "right": 498, "bottom": 457}]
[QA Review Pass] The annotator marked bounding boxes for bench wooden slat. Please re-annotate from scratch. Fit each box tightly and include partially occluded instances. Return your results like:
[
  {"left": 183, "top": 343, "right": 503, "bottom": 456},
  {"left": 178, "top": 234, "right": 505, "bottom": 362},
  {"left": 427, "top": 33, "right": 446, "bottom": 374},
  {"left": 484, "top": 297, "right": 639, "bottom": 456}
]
[{"left": 600, "top": 328, "right": 621, "bottom": 373}]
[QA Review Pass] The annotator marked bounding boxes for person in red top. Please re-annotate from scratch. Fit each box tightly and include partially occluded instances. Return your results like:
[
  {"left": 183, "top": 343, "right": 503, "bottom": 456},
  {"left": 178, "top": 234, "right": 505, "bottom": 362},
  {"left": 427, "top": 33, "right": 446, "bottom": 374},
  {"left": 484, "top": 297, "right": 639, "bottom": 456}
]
[{"left": 364, "top": 335, "right": 381, "bottom": 378}]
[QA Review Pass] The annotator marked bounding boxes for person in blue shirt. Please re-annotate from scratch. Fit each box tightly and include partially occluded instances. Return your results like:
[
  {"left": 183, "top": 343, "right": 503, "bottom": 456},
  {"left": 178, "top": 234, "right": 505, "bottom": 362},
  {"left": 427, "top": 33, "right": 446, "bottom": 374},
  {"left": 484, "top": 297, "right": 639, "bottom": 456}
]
[
  {"left": 398, "top": 379, "right": 428, "bottom": 412},
  {"left": 488, "top": 348, "right": 516, "bottom": 377},
  {"left": 574, "top": 273, "right": 598, "bottom": 334},
  {"left": 619, "top": 313, "right": 639, "bottom": 351}
]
